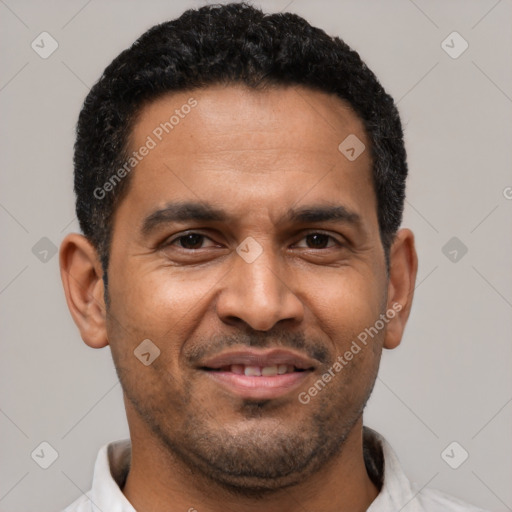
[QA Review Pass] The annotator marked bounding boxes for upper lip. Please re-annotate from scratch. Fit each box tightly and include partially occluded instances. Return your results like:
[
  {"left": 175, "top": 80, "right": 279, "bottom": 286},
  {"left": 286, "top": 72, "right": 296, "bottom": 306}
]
[{"left": 199, "top": 348, "right": 317, "bottom": 370}]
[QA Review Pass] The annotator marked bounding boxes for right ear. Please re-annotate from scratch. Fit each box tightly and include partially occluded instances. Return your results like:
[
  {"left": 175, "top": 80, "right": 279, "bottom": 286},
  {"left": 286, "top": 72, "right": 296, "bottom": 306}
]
[{"left": 59, "top": 233, "right": 109, "bottom": 348}]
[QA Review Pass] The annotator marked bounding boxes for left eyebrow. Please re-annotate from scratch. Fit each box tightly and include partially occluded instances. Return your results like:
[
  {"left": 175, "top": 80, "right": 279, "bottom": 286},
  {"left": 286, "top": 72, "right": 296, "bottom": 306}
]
[
  {"left": 140, "top": 201, "right": 362, "bottom": 238},
  {"left": 282, "top": 204, "right": 361, "bottom": 226}
]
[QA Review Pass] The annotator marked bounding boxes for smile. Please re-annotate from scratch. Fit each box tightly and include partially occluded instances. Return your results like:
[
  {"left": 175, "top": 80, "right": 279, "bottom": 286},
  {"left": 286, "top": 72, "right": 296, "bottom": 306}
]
[
  {"left": 199, "top": 348, "right": 316, "bottom": 400},
  {"left": 208, "top": 364, "right": 304, "bottom": 376}
]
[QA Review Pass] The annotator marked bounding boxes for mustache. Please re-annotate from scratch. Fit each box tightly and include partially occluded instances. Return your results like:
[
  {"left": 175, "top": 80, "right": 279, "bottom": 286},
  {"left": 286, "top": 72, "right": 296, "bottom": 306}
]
[{"left": 185, "top": 329, "right": 330, "bottom": 366}]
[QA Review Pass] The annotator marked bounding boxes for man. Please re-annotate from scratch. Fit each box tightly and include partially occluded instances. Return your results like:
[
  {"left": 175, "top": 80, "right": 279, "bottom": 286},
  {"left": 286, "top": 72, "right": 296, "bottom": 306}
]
[{"left": 59, "top": 3, "right": 487, "bottom": 511}]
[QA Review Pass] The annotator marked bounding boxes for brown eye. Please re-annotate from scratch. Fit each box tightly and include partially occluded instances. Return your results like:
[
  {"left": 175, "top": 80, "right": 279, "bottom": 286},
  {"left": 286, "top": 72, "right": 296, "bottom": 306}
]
[
  {"left": 305, "top": 233, "right": 330, "bottom": 248},
  {"left": 167, "top": 233, "right": 212, "bottom": 250},
  {"left": 174, "top": 233, "right": 206, "bottom": 249},
  {"left": 295, "top": 232, "right": 340, "bottom": 249}
]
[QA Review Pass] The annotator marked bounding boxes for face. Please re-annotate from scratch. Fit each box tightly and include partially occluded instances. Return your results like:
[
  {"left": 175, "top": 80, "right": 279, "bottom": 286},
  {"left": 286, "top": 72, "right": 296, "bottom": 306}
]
[{"left": 105, "top": 85, "right": 390, "bottom": 491}]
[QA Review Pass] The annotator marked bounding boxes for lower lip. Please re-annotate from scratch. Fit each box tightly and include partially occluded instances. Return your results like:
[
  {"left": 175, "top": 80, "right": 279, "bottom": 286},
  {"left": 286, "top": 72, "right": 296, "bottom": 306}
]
[{"left": 203, "top": 370, "right": 311, "bottom": 400}]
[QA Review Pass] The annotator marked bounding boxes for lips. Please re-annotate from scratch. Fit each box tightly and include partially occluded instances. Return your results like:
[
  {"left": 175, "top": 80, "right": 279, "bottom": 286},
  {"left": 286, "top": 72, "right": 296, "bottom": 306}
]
[
  {"left": 199, "top": 348, "right": 316, "bottom": 371},
  {"left": 198, "top": 348, "right": 316, "bottom": 400}
]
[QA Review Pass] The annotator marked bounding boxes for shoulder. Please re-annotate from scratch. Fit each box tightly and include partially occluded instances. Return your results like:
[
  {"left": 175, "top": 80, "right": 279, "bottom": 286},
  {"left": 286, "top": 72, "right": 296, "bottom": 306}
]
[
  {"left": 416, "top": 486, "right": 490, "bottom": 512},
  {"left": 363, "top": 427, "right": 490, "bottom": 512},
  {"left": 60, "top": 492, "right": 91, "bottom": 512},
  {"left": 59, "top": 438, "right": 132, "bottom": 512}
]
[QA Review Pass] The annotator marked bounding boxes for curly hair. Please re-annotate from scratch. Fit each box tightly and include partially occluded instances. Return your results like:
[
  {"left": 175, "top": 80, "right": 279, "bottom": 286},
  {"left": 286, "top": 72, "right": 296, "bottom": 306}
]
[{"left": 74, "top": 2, "right": 408, "bottom": 280}]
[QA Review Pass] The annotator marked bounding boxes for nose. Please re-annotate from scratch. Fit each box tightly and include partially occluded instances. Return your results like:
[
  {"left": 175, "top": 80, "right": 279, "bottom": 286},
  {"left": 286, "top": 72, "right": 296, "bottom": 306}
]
[{"left": 216, "top": 244, "right": 304, "bottom": 331}]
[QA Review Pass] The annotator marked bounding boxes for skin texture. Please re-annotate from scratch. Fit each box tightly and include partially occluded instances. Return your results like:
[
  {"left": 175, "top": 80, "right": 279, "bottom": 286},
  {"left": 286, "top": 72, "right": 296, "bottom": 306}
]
[{"left": 60, "top": 84, "right": 418, "bottom": 512}]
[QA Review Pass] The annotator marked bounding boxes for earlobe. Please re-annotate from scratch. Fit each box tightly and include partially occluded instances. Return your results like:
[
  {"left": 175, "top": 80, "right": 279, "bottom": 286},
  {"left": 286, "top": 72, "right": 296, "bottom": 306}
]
[
  {"left": 59, "top": 233, "right": 109, "bottom": 348},
  {"left": 383, "top": 229, "right": 418, "bottom": 350}
]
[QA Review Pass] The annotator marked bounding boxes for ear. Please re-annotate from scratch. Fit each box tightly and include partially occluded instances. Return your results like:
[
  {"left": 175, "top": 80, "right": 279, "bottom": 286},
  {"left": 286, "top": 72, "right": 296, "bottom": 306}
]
[
  {"left": 383, "top": 228, "right": 418, "bottom": 350},
  {"left": 59, "top": 233, "right": 109, "bottom": 348}
]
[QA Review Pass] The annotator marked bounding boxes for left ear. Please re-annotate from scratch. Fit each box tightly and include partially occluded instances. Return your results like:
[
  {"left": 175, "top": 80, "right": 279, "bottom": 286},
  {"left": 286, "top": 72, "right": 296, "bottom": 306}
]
[{"left": 383, "top": 228, "right": 418, "bottom": 350}]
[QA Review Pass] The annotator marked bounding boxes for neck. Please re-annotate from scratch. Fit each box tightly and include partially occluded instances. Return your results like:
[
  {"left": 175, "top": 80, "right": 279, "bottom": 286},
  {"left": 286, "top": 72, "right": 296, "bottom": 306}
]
[{"left": 122, "top": 406, "right": 379, "bottom": 512}]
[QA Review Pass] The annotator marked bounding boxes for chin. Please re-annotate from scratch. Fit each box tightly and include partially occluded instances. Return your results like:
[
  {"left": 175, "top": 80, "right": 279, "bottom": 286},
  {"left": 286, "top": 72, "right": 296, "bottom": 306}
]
[
  {"left": 202, "top": 470, "right": 309, "bottom": 498},
  {"left": 162, "top": 414, "right": 351, "bottom": 497}
]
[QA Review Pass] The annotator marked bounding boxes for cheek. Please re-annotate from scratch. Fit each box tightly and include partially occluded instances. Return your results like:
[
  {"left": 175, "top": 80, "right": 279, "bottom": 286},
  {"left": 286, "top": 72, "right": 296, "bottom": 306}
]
[
  {"left": 107, "top": 263, "right": 225, "bottom": 344},
  {"left": 302, "top": 266, "right": 386, "bottom": 345}
]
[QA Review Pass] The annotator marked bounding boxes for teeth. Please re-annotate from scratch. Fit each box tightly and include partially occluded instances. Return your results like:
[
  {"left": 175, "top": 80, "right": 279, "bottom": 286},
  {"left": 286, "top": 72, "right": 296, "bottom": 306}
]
[
  {"left": 244, "top": 365, "right": 261, "bottom": 376},
  {"left": 228, "top": 364, "right": 296, "bottom": 376},
  {"left": 261, "top": 365, "right": 278, "bottom": 376}
]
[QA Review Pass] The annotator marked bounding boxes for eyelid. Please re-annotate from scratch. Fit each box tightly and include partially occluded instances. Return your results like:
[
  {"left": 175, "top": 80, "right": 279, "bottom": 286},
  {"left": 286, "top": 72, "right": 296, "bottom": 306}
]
[
  {"left": 163, "top": 230, "right": 219, "bottom": 248},
  {"left": 292, "top": 230, "right": 344, "bottom": 248}
]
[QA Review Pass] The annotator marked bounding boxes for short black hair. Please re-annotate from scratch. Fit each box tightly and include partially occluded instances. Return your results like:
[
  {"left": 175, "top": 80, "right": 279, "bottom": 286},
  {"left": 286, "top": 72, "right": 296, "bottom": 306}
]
[{"left": 74, "top": 2, "right": 407, "bottom": 281}]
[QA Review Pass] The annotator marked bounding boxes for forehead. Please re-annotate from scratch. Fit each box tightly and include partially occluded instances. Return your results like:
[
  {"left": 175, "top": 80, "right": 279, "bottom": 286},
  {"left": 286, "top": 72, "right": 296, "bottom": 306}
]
[
  {"left": 118, "top": 84, "right": 375, "bottom": 228},
  {"left": 131, "top": 84, "right": 368, "bottom": 162}
]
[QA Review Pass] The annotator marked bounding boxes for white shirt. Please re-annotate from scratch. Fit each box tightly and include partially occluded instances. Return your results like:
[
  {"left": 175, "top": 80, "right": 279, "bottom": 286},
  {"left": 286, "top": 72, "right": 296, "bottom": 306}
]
[{"left": 62, "top": 427, "right": 488, "bottom": 512}]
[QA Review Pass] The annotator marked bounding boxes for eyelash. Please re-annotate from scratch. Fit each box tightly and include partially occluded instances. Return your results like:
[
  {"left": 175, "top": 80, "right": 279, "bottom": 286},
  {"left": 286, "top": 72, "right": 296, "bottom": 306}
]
[{"left": 163, "top": 230, "right": 344, "bottom": 251}]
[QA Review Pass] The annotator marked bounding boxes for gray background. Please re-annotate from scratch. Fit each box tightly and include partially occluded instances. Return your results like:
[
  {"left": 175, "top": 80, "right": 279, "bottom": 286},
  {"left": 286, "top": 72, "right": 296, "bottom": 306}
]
[{"left": 1, "top": 0, "right": 511, "bottom": 510}]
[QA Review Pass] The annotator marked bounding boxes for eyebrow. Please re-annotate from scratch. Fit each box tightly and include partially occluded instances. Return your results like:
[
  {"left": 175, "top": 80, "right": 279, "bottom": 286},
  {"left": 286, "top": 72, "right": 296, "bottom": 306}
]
[{"left": 141, "top": 201, "right": 361, "bottom": 236}]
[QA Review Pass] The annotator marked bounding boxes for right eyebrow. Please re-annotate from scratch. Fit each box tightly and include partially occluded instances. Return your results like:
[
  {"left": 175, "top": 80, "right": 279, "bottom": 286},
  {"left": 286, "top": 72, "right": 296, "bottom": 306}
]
[{"left": 141, "top": 201, "right": 227, "bottom": 237}]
